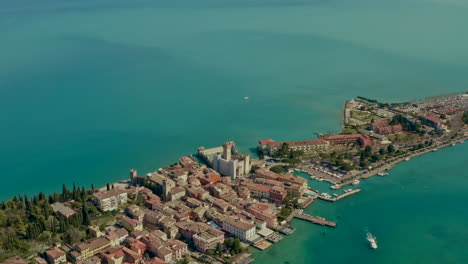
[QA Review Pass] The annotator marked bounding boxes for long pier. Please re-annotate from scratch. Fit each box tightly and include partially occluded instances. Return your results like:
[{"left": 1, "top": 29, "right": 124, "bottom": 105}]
[
  {"left": 318, "top": 189, "right": 361, "bottom": 202},
  {"left": 294, "top": 213, "right": 337, "bottom": 227}
]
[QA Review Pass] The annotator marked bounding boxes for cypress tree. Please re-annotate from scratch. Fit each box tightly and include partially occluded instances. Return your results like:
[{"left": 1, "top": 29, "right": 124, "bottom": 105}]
[
  {"left": 48, "top": 195, "right": 55, "bottom": 204},
  {"left": 72, "top": 183, "right": 77, "bottom": 201},
  {"left": 13, "top": 196, "right": 19, "bottom": 209},
  {"left": 24, "top": 195, "right": 31, "bottom": 211},
  {"left": 82, "top": 206, "right": 90, "bottom": 226},
  {"left": 82, "top": 187, "right": 88, "bottom": 201},
  {"left": 32, "top": 196, "right": 39, "bottom": 206},
  {"left": 107, "top": 183, "right": 110, "bottom": 191},
  {"left": 59, "top": 219, "right": 67, "bottom": 233},
  {"left": 18, "top": 196, "right": 24, "bottom": 210},
  {"left": 62, "top": 184, "right": 69, "bottom": 201}
]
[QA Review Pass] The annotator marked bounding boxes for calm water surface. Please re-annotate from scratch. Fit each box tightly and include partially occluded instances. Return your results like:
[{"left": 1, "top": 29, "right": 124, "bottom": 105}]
[{"left": 1, "top": 0, "right": 467, "bottom": 263}]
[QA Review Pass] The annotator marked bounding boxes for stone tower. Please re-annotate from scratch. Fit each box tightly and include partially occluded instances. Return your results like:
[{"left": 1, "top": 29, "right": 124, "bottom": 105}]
[
  {"left": 243, "top": 154, "right": 251, "bottom": 175},
  {"left": 223, "top": 141, "right": 234, "bottom": 160},
  {"left": 163, "top": 178, "right": 175, "bottom": 201},
  {"left": 130, "top": 169, "right": 137, "bottom": 181}
]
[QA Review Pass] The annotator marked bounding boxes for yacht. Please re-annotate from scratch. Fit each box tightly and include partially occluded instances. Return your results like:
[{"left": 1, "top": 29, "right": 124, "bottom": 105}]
[{"left": 366, "top": 232, "right": 378, "bottom": 249}]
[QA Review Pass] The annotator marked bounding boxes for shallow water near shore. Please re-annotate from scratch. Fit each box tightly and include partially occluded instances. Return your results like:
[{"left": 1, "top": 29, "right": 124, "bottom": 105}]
[{"left": 1, "top": 0, "right": 468, "bottom": 263}]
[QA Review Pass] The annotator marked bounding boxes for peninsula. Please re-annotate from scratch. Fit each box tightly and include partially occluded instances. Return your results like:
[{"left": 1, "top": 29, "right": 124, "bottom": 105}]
[{"left": 1, "top": 93, "right": 467, "bottom": 264}]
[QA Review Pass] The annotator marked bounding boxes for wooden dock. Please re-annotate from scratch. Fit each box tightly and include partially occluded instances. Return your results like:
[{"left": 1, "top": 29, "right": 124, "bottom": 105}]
[{"left": 294, "top": 213, "right": 337, "bottom": 227}]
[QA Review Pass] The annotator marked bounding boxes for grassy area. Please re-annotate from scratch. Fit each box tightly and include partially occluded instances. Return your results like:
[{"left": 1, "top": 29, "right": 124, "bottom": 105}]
[
  {"left": 350, "top": 110, "right": 382, "bottom": 123},
  {"left": 387, "top": 133, "right": 421, "bottom": 144},
  {"left": 342, "top": 127, "right": 357, "bottom": 134},
  {"left": 92, "top": 214, "right": 116, "bottom": 228},
  {"left": 0, "top": 239, "right": 50, "bottom": 262}
]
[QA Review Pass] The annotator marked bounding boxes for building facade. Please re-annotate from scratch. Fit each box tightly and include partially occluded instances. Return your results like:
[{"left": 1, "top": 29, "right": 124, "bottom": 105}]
[
  {"left": 258, "top": 139, "right": 330, "bottom": 156},
  {"left": 222, "top": 216, "right": 256, "bottom": 242},
  {"left": 75, "top": 237, "right": 111, "bottom": 260},
  {"left": 193, "top": 228, "right": 225, "bottom": 252},
  {"left": 92, "top": 189, "right": 128, "bottom": 211}
]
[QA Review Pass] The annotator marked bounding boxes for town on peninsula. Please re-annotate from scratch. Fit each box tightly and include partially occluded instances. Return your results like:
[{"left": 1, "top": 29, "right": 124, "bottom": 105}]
[{"left": 1, "top": 93, "right": 467, "bottom": 264}]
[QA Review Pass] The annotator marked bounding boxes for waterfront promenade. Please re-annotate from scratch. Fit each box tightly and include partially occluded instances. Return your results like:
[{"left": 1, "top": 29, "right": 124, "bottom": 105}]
[{"left": 333, "top": 136, "right": 468, "bottom": 189}]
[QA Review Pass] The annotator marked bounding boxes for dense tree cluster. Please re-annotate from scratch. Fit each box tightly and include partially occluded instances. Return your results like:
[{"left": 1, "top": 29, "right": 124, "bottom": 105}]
[
  {"left": 270, "top": 165, "right": 286, "bottom": 174},
  {"left": 0, "top": 184, "right": 99, "bottom": 261},
  {"left": 390, "top": 114, "right": 422, "bottom": 134},
  {"left": 206, "top": 238, "right": 247, "bottom": 263},
  {"left": 357, "top": 96, "right": 409, "bottom": 108}
]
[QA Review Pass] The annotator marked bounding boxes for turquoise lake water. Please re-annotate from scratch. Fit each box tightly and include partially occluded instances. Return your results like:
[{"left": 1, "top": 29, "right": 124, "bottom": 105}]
[{"left": 1, "top": 0, "right": 467, "bottom": 262}]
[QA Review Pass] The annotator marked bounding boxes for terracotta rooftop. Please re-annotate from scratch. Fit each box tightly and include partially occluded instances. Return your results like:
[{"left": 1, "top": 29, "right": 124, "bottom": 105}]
[
  {"left": 34, "top": 257, "right": 48, "bottom": 264},
  {"left": 121, "top": 216, "right": 141, "bottom": 227},
  {"left": 169, "top": 187, "right": 186, "bottom": 194},
  {"left": 76, "top": 237, "right": 110, "bottom": 252},
  {"left": 46, "top": 247, "right": 66, "bottom": 260},
  {"left": 3, "top": 256, "right": 28, "bottom": 264},
  {"left": 254, "top": 184, "right": 271, "bottom": 192},
  {"left": 258, "top": 139, "right": 275, "bottom": 145},
  {"left": 147, "top": 257, "right": 167, "bottom": 264},
  {"left": 93, "top": 188, "right": 127, "bottom": 200},
  {"left": 51, "top": 202, "right": 76, "bottom": 217},
  {"left": 223, "top": 216, "right": 255, "bottom": 231}
]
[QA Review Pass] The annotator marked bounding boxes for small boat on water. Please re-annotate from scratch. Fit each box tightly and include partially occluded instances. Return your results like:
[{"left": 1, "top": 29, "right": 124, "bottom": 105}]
[
  {"left": 243, "top": 96, "right": 249, "bottom": 100},
  {"left": 404, "top": 157, "right": 411, "bottom": 161},
  {"left": 377, "top": 172, "right": 388, "bottom": 176},
  {"left": 366, "top": 232, "right": 378, "bottom": 249},
  {"left": 352, "top": 180, "right": 360, "bottom": 185}
]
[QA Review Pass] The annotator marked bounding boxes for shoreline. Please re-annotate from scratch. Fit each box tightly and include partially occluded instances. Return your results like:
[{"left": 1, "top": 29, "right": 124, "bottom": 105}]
[
  {"left": 332, "top": 136, "right": 467, "bottom": 190},
  {"left": 2, "top": 94, "right": 467, "bottom": 263}
]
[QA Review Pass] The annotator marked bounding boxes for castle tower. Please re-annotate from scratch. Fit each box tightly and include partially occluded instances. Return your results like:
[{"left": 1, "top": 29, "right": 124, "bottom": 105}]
[
  {"left": 130, "top": 169, "right": 137, "bottom": 181},
  {"left": 223, "top": 141, "right": 234, "bottom": 160},
  {"left": 243, "top": 154, "right": 251, "bottom": 175},
  {"left": 163, "top": 179, "right": 175, "bottom": 201}
]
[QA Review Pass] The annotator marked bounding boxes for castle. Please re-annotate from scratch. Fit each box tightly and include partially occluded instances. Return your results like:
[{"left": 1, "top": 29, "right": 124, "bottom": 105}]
[{"left": 198, "top": 141, "right": 251, "bottom": 180}]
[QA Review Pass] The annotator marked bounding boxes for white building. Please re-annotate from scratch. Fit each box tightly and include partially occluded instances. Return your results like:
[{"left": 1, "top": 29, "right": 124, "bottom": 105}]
[
  {"left": 92, "top": 188, "right": 128, "bottom": 211},
  {"left": 222, "top": 216, "right": 256, "bottom": 242}
]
